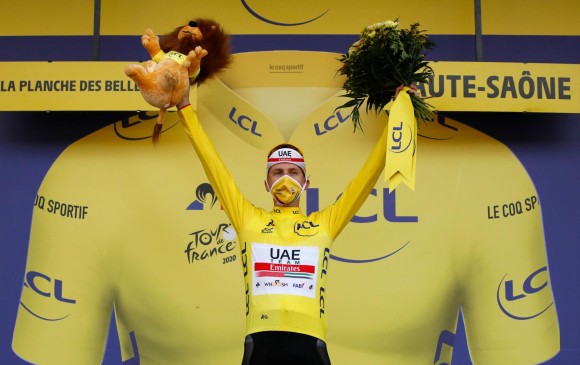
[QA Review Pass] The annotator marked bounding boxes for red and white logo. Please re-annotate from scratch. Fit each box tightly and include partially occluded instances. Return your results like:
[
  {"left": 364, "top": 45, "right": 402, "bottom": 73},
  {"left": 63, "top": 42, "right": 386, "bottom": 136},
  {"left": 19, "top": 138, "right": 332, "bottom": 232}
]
[{"left": 252, "top": 243, "right": 318, "bottom": 298}]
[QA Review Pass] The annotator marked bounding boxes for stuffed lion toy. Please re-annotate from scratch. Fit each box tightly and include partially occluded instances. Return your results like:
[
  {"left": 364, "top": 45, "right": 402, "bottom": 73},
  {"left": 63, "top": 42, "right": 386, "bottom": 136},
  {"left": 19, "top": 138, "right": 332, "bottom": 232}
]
[{"left": 125, "top": 19, "right": 232, "bottom": 143}]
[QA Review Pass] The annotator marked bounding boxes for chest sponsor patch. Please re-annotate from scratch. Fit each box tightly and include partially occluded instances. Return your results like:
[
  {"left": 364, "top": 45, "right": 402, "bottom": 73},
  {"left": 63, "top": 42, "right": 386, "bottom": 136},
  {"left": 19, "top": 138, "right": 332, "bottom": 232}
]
[{"left": 252, "top": 243, "right": 318, "bottom": 298}]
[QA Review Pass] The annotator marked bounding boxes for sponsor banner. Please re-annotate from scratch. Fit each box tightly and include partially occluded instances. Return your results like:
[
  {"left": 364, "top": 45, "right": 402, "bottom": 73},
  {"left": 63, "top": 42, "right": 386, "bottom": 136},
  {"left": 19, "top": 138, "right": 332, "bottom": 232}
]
[
  {"left": 425, "top": 62, "right": 579, "bottom": 113},
  {"left": 0, "top": 62, "right": 154, "bottom": 111},
  {"left": 0, "top": 60, "right": 576, "bottom": 113}
]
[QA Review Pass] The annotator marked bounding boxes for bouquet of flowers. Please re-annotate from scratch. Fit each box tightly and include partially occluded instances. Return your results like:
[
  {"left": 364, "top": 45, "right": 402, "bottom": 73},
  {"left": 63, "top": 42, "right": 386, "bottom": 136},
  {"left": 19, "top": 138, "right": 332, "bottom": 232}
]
[{"left": 337, "top": 20, "right": 435, "bottom": 130}]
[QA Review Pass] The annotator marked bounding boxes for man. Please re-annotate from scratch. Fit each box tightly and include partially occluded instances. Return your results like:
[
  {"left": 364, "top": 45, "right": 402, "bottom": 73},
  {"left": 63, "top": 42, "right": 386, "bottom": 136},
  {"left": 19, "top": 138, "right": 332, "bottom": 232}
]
[{"left": 176, "top": 86, "right": 389, "bottom": 364}]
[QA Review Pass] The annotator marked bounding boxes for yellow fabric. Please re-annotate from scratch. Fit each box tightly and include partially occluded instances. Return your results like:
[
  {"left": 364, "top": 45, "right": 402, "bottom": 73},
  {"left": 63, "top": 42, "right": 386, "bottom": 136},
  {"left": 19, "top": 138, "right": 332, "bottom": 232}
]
[
  {"left": 385, "top": 87, "right": 417, "bottom": 191},
  {"left": 12, "top": 51, "right": 559, "bottom": 365},
  {"left": 179, "top": 104, "right": 388, "bottom": 340},
  {"left": 151, "top": 50, "right": 200, "bottom": 81},
  {"left": 152, "top": 50, "right": 188, "bottom": 65}
]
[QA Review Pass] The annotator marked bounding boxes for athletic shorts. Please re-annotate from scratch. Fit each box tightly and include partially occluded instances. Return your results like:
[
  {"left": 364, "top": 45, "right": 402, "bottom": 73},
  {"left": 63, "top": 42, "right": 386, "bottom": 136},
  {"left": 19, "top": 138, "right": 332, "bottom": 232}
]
[{"left": 241, "top": 331, "right": 332, "bottom": 365}]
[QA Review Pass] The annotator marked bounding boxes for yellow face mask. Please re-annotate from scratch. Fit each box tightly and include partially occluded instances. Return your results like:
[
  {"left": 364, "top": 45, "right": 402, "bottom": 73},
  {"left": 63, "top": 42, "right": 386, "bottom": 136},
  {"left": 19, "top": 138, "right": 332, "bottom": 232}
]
[{"left": 267, "top": 175, "right": 307, "bottom": 206}]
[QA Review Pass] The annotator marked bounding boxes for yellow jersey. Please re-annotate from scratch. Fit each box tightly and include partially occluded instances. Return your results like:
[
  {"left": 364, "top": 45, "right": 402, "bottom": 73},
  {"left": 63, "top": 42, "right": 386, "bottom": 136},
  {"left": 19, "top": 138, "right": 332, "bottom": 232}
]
[{"left": 179, "top": 104, "right": 388, "bottom": 340}]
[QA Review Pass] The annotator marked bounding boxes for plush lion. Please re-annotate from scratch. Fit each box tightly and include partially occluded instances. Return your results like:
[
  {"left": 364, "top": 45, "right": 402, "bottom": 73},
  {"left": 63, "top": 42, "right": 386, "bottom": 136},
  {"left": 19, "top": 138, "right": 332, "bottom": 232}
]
[{"left": 125, "top": 19, "right": 232, "bottom": 143}]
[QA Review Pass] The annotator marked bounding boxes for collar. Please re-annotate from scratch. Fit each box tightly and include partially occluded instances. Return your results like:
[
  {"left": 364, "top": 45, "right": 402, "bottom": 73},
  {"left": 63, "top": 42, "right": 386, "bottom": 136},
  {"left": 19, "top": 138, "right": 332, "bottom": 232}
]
[
  {"left": 271, "top": 206, "right": 304, "bottom": 216},
  {"left": 196, "top": 51, "right": 348, "bottom": 149}
]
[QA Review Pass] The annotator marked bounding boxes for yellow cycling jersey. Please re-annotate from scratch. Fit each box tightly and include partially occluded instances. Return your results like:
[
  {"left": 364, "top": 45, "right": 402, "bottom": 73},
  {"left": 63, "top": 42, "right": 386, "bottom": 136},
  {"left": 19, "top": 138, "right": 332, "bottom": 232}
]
[
  {"left": 179, "top": 105, "right": 388, "bottom": 340},
  {"left": 153, "top": 50, "right": 189, "bottom": 65}
]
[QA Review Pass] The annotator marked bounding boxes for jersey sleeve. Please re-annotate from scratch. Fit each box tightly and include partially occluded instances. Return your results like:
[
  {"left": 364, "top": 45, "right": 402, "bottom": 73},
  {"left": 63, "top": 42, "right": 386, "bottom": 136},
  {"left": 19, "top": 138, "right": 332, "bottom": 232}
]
[
  {"left": 12, "top": 145, "right": 119, "bottom": 364},
  {"left": 453, "top": 129, "right": 560, "bottom": 364},
  {"left": 323, "top": 121, "right": 389, "bottom": 239},
  {"left": 179, "top": 104, "right": 254, "bottom": 229}
]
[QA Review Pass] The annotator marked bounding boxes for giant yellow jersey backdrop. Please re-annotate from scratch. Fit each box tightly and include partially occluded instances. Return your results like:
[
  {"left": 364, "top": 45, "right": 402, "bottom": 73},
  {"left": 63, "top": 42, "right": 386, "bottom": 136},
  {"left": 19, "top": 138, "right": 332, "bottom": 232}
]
[{"left": 12, "top": 51, "right": 559, "bottom": 364}]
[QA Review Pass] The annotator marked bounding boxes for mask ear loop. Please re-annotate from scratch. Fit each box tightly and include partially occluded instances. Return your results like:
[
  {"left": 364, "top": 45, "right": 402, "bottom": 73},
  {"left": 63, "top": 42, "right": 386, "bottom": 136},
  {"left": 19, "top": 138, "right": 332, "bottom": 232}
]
[{"left": 303, "top": 175, "right": 310, "bottom": 190}]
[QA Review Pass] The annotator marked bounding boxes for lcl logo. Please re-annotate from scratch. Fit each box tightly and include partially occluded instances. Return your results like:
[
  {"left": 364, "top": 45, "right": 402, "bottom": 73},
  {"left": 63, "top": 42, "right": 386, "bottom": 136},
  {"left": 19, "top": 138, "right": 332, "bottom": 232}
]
[
  {"left": 241, "top": 0, "right": 329, "bottom": 26},
  {"left": 313, "top": 110, "right": 351, "bottom": 136},
  {"left": 306, "top": 188, "right": 419, "bottom": 223},
  {"left": 24, "top": 271, "right": 76, "bottom": 304},
  {"left": 497, "top": 266, "right": 554, "bottom": 320},
  {"left": 388, "top": 121, "right": 413, "bottom": 153},
  {"left": 229, "top": 107, "right": 262, "bottom": 136},
  {"left": 20, "top": 271, "right": 76, "bottom": 321}
]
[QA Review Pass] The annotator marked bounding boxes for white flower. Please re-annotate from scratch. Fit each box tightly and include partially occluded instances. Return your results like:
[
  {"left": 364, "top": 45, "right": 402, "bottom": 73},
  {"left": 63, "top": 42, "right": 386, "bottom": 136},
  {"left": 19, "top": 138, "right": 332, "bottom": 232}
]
[
  {"left": 348, "top": 40, "right": 362, "bottom": 54},
  {"left": 367, "top": 20, "right": 398, "bottom": 31}
]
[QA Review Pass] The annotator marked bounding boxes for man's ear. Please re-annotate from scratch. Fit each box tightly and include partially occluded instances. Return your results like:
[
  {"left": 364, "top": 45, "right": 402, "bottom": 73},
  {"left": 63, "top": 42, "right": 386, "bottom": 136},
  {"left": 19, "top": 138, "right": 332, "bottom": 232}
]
[
  {"left": 264, "top": 180, "right": 270, "bottom": 192},
  {"left": 305, "top": 178, "right": 310, "bottom": 189}
]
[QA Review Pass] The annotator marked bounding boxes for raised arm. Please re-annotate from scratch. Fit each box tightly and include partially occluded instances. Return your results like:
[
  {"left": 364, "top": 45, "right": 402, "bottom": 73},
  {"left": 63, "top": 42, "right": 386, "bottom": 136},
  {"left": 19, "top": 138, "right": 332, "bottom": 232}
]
[
  {"left": 325, "top": 117, "right": 389, "bottom": 239},
  {"left": 177, "top": 88, "right": 251, "bottom": 229}
]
